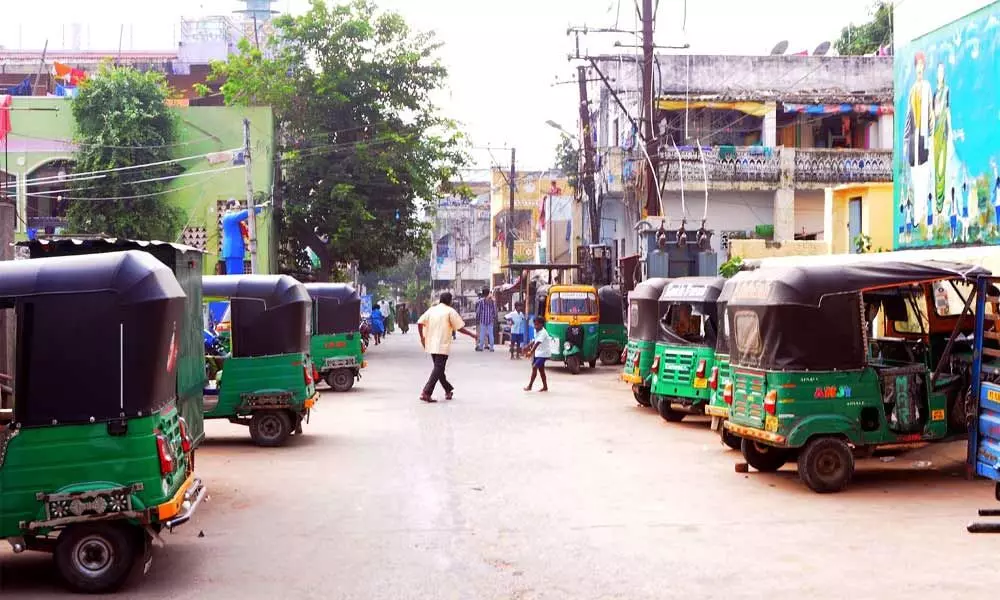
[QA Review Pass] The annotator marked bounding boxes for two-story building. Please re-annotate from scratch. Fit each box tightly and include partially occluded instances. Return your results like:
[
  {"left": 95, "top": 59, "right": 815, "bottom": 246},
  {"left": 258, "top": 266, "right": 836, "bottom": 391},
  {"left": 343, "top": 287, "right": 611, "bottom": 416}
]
[
  {"left": 587, "top": 53, "right": 894, "bottom": 262},
  {"left": 431, "top": 177, "right": 493, "bottom": 312}
]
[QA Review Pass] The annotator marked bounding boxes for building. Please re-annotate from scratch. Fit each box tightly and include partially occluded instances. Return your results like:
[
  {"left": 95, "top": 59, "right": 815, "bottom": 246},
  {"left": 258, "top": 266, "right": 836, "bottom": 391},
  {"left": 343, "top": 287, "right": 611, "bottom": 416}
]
[
  {"left": 586, "top": 52, "right": 894, "bottom": 263},
  {"left": 892, "top": 0, "right": 1000, "bottom": 251},
  {"left": 431, "top": 177, "right": 492, "bottom": 313},
  {"left": 1, "top": 96, "right": 277, "bottom": 274}
]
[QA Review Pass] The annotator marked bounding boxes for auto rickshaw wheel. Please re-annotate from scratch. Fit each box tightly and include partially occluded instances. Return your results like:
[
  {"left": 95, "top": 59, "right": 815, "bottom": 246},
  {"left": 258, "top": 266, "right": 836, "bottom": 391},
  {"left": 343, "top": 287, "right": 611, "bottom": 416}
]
[
  {"left": 327, "top": 368, "right": 355, "bottom": 392},
  {"left": 599, "top": 348, "right": 621, "bottom": 366},
  {"left": 797, "top": 437, "right": 854, "bottom": 493},
  {"left": 741, "top": 439, "right": 788, "bottom": 472},
  {"left": 249, "top": 410, "right": 293, "bottom": 447},
  {"left": 721, "top": 428, "right": 742, "bottom": 450},
  {"left": 632, "top": 385, "right": 652, "bottom": 407},
  {"left": 54, "top": 522, "right": 138, "bottom": 594},
  {"left": 658, "top": 398, "right": 685, "bottom": 422},
  {"left": 566, "top": 356, "right": 582, "bottom": 375}
]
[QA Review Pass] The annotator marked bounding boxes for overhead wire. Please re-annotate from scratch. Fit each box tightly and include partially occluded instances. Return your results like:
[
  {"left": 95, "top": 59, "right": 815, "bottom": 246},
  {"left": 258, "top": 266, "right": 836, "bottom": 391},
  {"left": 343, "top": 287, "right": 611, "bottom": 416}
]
[{"left": 26, "top": 165, "right": 243, "bottom": 199}]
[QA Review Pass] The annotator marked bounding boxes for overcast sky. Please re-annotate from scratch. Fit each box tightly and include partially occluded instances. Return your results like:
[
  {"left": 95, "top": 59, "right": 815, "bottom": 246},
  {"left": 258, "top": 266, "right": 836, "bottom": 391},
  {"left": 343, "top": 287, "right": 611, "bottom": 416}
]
[{"left": 4, "top": 0, "right": 877, "bottom": 171}]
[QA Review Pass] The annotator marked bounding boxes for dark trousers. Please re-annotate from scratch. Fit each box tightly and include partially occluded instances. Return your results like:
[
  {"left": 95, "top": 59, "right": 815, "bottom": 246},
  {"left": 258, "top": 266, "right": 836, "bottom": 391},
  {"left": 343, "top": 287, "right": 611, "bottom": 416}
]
[{"left": 423, "top": 354, "right": 453, "bottom": 396}]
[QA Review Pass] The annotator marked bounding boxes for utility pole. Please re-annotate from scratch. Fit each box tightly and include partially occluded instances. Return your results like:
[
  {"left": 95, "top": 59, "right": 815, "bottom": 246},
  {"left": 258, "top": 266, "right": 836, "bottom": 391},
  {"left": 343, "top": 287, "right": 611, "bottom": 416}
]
[
  {"left": 640, "top": 0, "right": 660, "bottom": 217},
  {"left": 507, "top": 148, "right": 516, "bottom": 281},
  {"left": 242, "top": 118, "right": 259, "bottom": 274},
  {"left": 577, "top": 65, "right": 599, "bottom": 246}
]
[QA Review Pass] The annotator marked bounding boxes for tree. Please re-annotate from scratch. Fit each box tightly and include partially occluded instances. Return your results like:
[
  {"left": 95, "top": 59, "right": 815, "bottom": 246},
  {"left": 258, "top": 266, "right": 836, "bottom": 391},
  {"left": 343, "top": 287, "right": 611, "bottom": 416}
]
[
  {"left": 205, "top": 0, "right": 466, "bottom": 281},
  {"left": 554, "top": 135, "right": 580, "bottom": 196},
  {"left": 66, "top": 64, "right": 182, "bottom": 240},
  {"left": 835, "top": 1, "right": 893, "bottom": 56},
  {"left": 358, "top": 252, "right": 431, "bottom": 306}
]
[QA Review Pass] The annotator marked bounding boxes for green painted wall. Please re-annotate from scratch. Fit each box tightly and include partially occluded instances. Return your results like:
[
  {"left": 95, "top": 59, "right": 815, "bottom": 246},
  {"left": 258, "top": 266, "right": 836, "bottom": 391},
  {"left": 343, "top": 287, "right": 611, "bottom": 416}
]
[{"left": 1, "top": 97, "right": 277, "bottom": 274}]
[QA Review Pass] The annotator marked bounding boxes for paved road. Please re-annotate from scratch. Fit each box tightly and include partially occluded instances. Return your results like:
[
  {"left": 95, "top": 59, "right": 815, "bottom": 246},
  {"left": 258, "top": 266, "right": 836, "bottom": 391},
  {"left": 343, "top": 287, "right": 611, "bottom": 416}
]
[{"left": 5, "top": 333, "right": 1000, "bottom": 598}]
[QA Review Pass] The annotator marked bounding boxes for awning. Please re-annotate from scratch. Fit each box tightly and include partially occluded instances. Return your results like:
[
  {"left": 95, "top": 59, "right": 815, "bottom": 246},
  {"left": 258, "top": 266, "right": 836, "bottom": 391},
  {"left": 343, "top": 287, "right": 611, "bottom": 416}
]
[
  {"left": 493, "top": 276, "right": 522, "bottom": 295},
  {"left": 0, "top": 95, "right": 10, "bottom": 141},
  {"left": 657, "top": 99, "right": 770, "bottom": 117},
  {"left": 781, "top": 102, "right": 893, "bottom": 115}
]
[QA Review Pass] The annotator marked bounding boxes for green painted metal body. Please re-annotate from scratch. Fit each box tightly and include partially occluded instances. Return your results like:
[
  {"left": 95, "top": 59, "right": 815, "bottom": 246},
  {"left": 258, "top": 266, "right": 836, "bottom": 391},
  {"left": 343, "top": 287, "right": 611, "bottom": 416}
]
[
  {"left": 0, "top": 410, "right": 190, "bottom": 538},
  {"left": 310, "top": 333, "right": 363, "bottom": 375},
  {"left": 706, "top": 353, "right": 732, "bottom": 420},
  {"left": 205, "top": 353, "right": 315, "bottom": 420},
  {"left": 544, "top": 321, "right": 601, "bottom": 363},
  {"left": 598, "top": 324, "right": 627, "bottom": 356},
  {"left": 728, "top": 367, "right": 950, "bottom": 449},
  {"left": 623, "top": 339, "right": 657, "bottom": 385},
  {"left": 650, "top": 343, "right": 717, "bottom": 409}
]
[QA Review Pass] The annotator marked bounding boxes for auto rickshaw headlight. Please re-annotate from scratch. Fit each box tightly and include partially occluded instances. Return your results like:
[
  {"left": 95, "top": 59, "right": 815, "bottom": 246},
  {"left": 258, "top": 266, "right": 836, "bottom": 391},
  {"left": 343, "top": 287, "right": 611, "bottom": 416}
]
[{"left": 564, "top": 342, "right": 571, "bottom": 351}]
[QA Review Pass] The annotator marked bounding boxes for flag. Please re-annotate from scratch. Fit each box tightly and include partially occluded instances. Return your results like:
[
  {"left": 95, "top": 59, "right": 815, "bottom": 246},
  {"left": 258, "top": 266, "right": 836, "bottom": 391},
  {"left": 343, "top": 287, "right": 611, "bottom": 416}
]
[
  {"left": 53, "top": 62, "right": 86, "bottom": 85},
  {"left": 0, "top": 95, "right": 10, "bottom": 141}
]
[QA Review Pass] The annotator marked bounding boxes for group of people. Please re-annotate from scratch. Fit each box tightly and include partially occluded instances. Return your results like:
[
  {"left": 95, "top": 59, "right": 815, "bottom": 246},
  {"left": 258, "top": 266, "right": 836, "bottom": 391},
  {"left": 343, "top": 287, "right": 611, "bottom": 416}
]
[
  {"left": 416, "top": 289, "right": 551, "bottom": 402},
  {"left": 368, "top": 301, "right": 411, "bottom": 345}
]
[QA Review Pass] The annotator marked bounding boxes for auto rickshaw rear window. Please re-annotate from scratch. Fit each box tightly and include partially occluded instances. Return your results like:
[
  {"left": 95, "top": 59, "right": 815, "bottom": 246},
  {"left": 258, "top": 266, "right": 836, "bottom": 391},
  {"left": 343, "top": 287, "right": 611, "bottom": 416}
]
[{"left": 733, "top": 310, "right": 763, "bottom": 357}]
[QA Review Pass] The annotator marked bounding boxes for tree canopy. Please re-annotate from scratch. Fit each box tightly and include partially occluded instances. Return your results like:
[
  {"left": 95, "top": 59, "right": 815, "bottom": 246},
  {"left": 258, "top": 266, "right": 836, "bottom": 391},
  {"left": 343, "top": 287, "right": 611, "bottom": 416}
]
[
  {"left": 66, "top": 64, "right": 182, "bottom": 240},
  {"left": 205, "top": 0, "right": 465, "bottom": 280},
  {"left": 553, "top": 135, "right": 579, "bottom": 196},
  {"left": 835, "top": 1, "right": 893, "bottom": 56}
]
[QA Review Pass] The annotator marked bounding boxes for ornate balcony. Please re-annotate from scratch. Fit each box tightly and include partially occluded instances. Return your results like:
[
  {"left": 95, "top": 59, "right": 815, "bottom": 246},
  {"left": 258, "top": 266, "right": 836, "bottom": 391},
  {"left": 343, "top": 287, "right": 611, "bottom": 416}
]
[
  {"left": 794, "top": 148, "right": 893, "bottom": 183},
  {"left": 659, "top": 146, "right": 780, "bottom": 184}
]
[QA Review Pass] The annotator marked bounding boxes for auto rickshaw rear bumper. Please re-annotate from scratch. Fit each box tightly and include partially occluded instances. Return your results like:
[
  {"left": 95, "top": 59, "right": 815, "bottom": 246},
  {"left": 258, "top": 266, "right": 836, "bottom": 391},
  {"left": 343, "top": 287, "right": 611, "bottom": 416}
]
[
  {"left": 723, "top": 421, "right": 786, "bottom": 445},
  {"left": 621, "top": 373, "right": 642, "bottom": 384},
  {"left": 158, "top": 475, "right": 207, "bottom": 531},
  {"left": 704, "top": 404, "right": 729, "bottom": 419},
  {"left": 304, "top": 391, "right": 320, "bottom": 410}
]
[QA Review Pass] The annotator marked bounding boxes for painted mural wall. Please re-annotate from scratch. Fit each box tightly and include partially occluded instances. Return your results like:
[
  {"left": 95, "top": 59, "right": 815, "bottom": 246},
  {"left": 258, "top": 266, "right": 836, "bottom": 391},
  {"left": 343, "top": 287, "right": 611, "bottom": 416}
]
[{"left": 894, "top": 1, "right": 1000, "bottom": 249}]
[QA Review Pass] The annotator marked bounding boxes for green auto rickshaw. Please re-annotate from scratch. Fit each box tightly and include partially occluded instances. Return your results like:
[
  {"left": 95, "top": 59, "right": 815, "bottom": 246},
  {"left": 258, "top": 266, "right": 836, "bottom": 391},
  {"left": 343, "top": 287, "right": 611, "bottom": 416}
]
[
  {"left": 0, "top": 251, "right": 205, "bottom": 593},
  {"left": 304, "top": 283, "right": 366, "bottom": 392},
  {"left": 724, "top": 260, "right": 987, "bottom": 493},
  {"left": 203, "top": 275, "right": 319, "bottom": 446},
  {"left": 19, "top": 237, "right": 207, "bottom": 448},
  {"left": 597, "top": 285, "right": 627, "bottom": 365},
  {"left": 621, "top": 278, "right": 672, "bottom": 407},
  {"left": 537, "top": 284, "right": 601, "bottom": 374},
  {"left": 704, "top": 279, "right": 740, "bottom": 449},
  {"left": 649, "top": 276, "right": 726, "bottom": 422}
]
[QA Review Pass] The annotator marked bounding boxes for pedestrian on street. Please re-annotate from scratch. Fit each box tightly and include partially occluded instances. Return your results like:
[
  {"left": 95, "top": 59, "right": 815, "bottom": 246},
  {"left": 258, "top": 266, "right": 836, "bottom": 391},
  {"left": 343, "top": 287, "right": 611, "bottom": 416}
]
[
  {"left": 371, "top": 304, "right": 385, "bottom": 345},
  {"left": 418, "top": 292, "right": 476, "bottom": 402},
  {"left": 505, "top": 302, "right": 527, "bottom": 359},
  {"left": 523, "top": 316, "right": 550, "bottom": 392},
  {"left": 475, "top": 288, "right": 498, "bottom": 352}
]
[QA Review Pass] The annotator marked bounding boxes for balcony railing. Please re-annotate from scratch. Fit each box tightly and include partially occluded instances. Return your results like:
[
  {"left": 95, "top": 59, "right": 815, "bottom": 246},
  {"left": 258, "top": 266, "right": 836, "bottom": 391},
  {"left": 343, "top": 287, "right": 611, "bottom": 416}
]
[{"left": 794, "top": 148, "right": 892, "bottom": 183}]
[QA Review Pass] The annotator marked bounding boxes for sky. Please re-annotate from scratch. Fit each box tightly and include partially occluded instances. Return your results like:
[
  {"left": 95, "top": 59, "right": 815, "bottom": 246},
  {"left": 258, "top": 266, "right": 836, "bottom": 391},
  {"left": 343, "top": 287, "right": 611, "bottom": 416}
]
[{"left": 4, "top": 0, "right": 878, "bottom": 171}]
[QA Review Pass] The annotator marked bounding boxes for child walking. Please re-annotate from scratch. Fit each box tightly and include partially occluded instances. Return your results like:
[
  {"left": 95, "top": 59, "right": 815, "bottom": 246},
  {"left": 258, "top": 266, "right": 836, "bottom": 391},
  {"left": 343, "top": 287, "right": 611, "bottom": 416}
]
[
  {"left": 505, "top": 302, "right": 527, "bottom": 360},
  {"left": 523, "top": 316, "right": 550, "bottom": 392}
]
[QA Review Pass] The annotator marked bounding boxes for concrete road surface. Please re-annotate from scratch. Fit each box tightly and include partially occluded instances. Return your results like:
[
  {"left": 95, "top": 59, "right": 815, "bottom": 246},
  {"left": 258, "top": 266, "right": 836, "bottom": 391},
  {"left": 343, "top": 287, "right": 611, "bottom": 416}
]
[{"left": 5, "top": 334, "right": 1000, "bottom": 598}]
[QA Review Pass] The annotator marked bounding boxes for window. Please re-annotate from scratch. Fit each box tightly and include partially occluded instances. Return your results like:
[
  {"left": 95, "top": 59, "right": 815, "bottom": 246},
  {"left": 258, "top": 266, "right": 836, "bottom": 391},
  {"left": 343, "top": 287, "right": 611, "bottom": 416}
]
[
  {"left": 733, "top": 310, "right": 762, "bottom": 356},
  {"left": 549, "top": 291, "right": 597, "bottom": 316},
  {"left": 932, "top": 281, "right": 974, "bottom": 317},
  {"left": 892, "top": 290, "right": 929, "bottom": 334},
  {"left": 663, "top": 303, "right": 705, "bottom": 342}
]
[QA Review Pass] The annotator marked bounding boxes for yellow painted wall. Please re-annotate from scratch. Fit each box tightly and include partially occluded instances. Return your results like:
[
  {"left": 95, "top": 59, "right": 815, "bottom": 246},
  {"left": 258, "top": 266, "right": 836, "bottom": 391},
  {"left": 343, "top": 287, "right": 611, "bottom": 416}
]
[
  {"left": 489, "top": 170, "right": 572, "bottom": 273},
  {"left": 830, "top": 183, "right": 894, "bottom": 254}
]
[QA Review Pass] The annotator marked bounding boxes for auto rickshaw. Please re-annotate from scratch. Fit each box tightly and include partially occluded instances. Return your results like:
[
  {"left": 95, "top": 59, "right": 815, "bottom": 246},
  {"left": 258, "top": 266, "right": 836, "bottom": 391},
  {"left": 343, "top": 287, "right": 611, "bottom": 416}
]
[
  {"left": 723, "top": 260, "right": 988, "bottom": 493},
  {"left": 0, "top": 251, "right": 205, "bottom": 593},
  {"left": 304, "top": 283, "right": 366, "bottom": 392},
  {"left": 203, "top": 275, "right": 319, "bottom": 446},
  {"left": 19, "top": 237, "right": 207, "bottom": 447},
  {"left": 704, "top": 280, "right": 740, "bottom": 449},
  {"left": 536, "top": 284, "right": 601, "bottom": 374},
  {"left": 621, "top": 278, "right": 672, "bottom": 406},
  {"left": 649, "top": 276, "right": 726, "bottom": 422},
  {"left": 597, "top": 285, "right": 627, "bottom": 365}
]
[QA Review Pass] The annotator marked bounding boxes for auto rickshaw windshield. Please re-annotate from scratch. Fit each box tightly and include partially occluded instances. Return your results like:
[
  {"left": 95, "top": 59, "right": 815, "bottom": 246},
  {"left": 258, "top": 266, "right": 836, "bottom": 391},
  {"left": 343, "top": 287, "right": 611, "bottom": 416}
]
[{"left": 550, "top": 291, "right": 597, "bottom": 315}]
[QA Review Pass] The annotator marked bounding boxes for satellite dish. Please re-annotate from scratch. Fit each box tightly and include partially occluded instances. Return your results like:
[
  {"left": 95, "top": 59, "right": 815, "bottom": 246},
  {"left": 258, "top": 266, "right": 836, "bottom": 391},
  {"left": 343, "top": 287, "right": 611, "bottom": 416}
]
[
  {"left": 814, "top": 41, "right": 831, "bottom": 56},
  {"left": 770, "top": 40, "right": 789, "bottom": 55}
]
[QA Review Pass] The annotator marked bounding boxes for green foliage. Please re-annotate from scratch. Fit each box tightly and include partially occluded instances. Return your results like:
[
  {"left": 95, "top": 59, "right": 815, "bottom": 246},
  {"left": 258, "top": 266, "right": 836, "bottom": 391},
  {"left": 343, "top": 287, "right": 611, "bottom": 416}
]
[
  {"left": 358, "top": 252, "right": 432, "bottom": 305},
  {"left": 719, "top": 256, "right": 744, "bottom": 278},
  {"left": 554, "top": 135, "right": 579, "bottom": 194},
  {"left": 206, "top": 0, "right": 466, "bottom": 280},
  {"left": 853, "top": 233, "right": 873, "bottom": 253},
  {"left": 66, "top": 64, "right": 182, "bottom": 240},
  {"left": 835, "top": 1, "right": 893, "bottom": 56}
]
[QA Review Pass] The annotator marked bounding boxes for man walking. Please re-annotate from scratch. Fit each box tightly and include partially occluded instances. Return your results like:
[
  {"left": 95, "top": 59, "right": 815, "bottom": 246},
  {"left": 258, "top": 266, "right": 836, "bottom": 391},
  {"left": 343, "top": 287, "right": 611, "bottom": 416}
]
[
  {"left": 418, "top": 292, "right": 476, "bottom": 402},
  {"left": 475, "top": 288, "right": 498, "bottom": 352}
]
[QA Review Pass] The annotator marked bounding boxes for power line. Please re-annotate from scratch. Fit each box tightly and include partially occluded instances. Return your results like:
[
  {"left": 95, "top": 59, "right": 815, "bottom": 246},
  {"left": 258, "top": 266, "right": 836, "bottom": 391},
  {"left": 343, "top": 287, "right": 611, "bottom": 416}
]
[
  {"left": 26, "top": 165, "right": 243, "bottom": 198},
  {"left": 23, "top": 169, "right": 234, "bottom": 202}
]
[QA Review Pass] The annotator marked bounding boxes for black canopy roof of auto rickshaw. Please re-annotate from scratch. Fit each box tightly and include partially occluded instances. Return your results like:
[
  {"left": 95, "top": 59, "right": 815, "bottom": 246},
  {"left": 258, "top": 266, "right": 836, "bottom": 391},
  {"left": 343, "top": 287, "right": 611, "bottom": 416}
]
[
  {"left": 304, "top": 283, "right": 361, "bottom": 334},
  {"left": 598, "top": 285, "right": 624, "bottom": 325},
  {"left": 658, "top": 276, "right": 726, "bottom": 306},
  {"left": 725, "top": 260, "right": 988, "bottom": 308},
  {"left": 204, "top": 275, "right": 312, "bottom": 309},
  {"left": 203, "top": 275, "right": 311, "bottom": 357},
  {"left": 4, "top": 251, "right": 186, "bottom": 427},
  {"left": 629, "top": 278, "right": 672, "bottom": 302},
  {"left": 304, "top": 283, "right": 360, "bottom": 303}
]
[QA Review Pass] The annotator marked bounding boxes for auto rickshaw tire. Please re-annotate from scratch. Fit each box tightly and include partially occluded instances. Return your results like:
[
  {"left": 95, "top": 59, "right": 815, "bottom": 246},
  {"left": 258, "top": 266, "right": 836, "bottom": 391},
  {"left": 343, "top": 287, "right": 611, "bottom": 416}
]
[
  {"left": 721, "top": 428, "right": 742, "bottom": 450},
  {"left": 632, "top": 385, "right": 652, "bottom": 407},
  {"left": 741, "top": 439, "right": 788, "bottom": 472},
  {"left": 249, "top": 410, "right": 293, "bottom": 447},
  {"left": 54, "top": 522, "right": 138, "bottom": 594},
  {"left": 327, "top": 368, "right": 355, "bottom": 392},
  {"left": 566, "top": 356, "right": 582, "bottom": 375},
  {"left": 588, "top": 358, "right": 598, "bottom": 369},
  {"left": 599, "top": 348, "right": 621, "bottom": 366},
  {"left": 797, "top": 437, "right": 854, "bottom": 493},
  {"left": 658, "top": 398, "right": 685, "bottom": 422}
]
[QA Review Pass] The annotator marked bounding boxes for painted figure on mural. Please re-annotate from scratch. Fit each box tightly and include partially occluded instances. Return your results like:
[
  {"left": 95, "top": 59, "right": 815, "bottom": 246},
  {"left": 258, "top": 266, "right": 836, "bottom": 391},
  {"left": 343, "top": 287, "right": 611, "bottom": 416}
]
[
  {"left": 949, "top": 187, "right": 960, "bottom": 243},
  {"left": 932, "top": 62, "right": 951, "bottom": 219},
  {"left": 221, "top": 198, "right": 269, "bottom": 275},
  {"left": 900, "top": 188, "right": 915, "bottom": 245},
  {"left": 904, "top": 52, "right": 933, "bottom": 238},
  {"left": 993, "top": 160, "right": 1000, "bottom": 234}
]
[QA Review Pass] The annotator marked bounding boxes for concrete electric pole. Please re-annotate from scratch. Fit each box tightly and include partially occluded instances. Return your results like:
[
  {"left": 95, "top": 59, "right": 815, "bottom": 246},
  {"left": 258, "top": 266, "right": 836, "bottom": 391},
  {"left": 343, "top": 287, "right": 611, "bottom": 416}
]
[
  {"left": 507, "top": 148, "right": 516, "bottom": 281},
  {"left": 640, "top": 0, "right": 659, "bottom": 218},
  {"left": 577, "top": 65, "right": 600, "bottom": 245},
  {"left": 242, "top": 118, "right": 259, "bottom": 274}
]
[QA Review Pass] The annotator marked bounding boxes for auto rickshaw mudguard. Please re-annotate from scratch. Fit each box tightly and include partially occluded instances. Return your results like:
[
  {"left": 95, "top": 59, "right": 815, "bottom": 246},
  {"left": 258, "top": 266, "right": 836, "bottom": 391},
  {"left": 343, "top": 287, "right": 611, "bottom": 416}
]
[
  {"left": 784, "top": 415, "right": 864, "bottom": 448},
  {"left": 563, "top": 344, "right": 581, "bottom": 357}
]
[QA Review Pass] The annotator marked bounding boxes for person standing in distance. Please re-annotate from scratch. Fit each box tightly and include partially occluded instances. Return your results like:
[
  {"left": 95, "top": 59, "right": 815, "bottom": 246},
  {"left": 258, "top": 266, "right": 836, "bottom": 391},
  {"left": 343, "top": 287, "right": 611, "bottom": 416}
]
[{"left": 418, "top": 292, "right": 476, "bottom": 402}]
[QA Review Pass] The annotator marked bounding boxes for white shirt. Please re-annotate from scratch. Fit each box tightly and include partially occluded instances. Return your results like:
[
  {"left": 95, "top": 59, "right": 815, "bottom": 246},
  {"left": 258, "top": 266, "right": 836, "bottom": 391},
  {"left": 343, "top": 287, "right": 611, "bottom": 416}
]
[
  {"left": 418, "top": 303, "right": 465, "bottom": 355},
  {"left": 533, "top": 329, "right": 552, "bottom": 358}
]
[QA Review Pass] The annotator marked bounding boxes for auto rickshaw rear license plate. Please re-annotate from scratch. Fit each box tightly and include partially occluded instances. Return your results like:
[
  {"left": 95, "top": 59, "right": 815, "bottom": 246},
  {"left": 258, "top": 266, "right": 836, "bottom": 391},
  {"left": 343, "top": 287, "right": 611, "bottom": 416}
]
[
  {"left": 693, "top": 378, "right": 707, "bottom": 389},
  {"left": 764, "top": 415, "right": 779, "bottom": 432}
]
